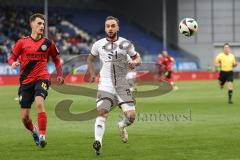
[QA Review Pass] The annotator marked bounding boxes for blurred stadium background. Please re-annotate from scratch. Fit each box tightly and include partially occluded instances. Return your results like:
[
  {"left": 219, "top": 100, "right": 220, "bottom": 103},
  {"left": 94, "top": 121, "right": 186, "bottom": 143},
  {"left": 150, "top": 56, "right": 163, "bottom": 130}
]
[
  {"left": 1, "top": 0, "right": 240, "bottom": 160},
  {"left": 1, "top": 0, "right": 239, "bottom": 81}
]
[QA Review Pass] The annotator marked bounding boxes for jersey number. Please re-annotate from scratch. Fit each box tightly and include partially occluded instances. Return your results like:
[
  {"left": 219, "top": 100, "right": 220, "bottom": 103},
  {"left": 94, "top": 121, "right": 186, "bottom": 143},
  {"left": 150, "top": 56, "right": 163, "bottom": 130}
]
[{"left": 41, "top": 82, "right": 47, "bottom": 90}]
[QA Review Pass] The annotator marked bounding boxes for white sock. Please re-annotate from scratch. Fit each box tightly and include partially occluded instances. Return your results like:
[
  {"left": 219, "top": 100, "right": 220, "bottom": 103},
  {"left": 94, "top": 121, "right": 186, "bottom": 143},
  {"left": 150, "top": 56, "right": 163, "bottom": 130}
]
[
  {"left": 94, "top": 116, "right": 106, "bottom": 144},
  {"left": 118, "top": 116, "right": 131, "bottom": 128}
]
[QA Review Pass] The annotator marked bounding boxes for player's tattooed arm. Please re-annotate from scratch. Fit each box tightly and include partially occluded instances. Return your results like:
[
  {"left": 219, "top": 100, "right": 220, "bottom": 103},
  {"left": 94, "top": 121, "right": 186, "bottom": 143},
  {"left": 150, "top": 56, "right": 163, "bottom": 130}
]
[{"left": 87, "top": 54, "right": 96, "bottom": 83}]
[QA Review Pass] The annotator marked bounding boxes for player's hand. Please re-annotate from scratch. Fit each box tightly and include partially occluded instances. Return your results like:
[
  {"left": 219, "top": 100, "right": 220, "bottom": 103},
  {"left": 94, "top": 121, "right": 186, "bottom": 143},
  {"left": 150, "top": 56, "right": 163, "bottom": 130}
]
[
  {"left": 128, "top": 60, "right": 136, "bottom": 70},
  {"left": 11, "top": 61, "right": 20, "bottom": 69},
  {"left": 89, "top": 74, "right": 96, "bottom": 83},
  {"left": 56, "top": 76, "right": 64, "bottom": 85}
]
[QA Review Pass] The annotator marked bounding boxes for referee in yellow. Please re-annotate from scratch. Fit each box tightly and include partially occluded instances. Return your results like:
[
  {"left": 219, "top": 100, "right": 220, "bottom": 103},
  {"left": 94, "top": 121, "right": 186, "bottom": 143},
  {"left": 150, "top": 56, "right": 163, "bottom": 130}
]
[{"left": 214, "top": 43, "right": 237, "bottom": 104}]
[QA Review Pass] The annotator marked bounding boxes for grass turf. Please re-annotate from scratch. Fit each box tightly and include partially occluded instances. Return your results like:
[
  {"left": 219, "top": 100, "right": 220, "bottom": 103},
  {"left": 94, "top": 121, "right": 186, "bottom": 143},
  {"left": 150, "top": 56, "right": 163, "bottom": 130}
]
[{"left": 1, "top": 80, "right": 240, "bottom": 160}]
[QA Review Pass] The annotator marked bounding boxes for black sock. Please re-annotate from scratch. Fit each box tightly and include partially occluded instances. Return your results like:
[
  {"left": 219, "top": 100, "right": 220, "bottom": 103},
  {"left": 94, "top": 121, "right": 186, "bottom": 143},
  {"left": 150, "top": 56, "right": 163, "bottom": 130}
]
[{"left": 228, "top": 90, "right": 233, "bottom": 101}]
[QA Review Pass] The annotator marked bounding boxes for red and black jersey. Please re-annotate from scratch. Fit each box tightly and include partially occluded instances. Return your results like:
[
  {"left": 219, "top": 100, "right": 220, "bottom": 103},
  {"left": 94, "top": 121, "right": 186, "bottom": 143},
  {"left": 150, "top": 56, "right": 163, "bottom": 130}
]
[
  {"left": 156, "top": 55, "right": 174, "bottom": 71},
  {"left": 8, "top": 36, "right": 63, "bottom": 85}
]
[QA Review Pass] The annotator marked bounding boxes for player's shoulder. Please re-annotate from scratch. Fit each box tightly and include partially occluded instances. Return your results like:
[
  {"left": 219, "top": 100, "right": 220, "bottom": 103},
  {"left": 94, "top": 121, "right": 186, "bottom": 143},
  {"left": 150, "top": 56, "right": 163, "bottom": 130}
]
[
  {"left": 229, "top": 53, "right": 236, "bottom": 59},
  {"left": 118, "top": 36, "right": 127, "bottom": 41},
  {"left": 158, "top": 54, "right": 163, "bottom": 58},
  {"left": 17, "top": 36, "right": 30, "bottom": 42},
  {"left": 42, "top": 37, "right": 54, "bottom": 44},
  {"left": 217, "top": 52, "right": 224, "bottom": 57},
  {"left": 118, "top": 36, "right": 132, "bottom": 43},
  {"left": 93, "top": 37, "right": 107, "bottom": 44}
]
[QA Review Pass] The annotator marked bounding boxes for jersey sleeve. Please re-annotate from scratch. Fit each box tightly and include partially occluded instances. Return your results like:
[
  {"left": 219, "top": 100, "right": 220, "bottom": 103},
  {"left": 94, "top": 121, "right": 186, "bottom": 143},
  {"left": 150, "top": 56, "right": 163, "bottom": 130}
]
[
  {"left": 8, "top": 39, "right": 22, "bottom": 65},
  {"left": 90, "top": 42, "right": 99, "bottom": 56},
  {"left": 49, "top": 40, "right": 63, "bottom": 76},
  {"left": 127, "top": 43, "right": 137, "bottom": 58}
]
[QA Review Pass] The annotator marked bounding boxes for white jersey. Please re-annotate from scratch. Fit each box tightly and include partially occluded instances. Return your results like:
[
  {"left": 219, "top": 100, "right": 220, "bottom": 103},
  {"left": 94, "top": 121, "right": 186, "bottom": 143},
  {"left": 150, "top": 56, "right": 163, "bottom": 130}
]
[
  {"left": 126, "top": 71, "right": 137, "bottom": 80},
  {"left": 91, "top": 37, "right": 137, "bottom": 87}
]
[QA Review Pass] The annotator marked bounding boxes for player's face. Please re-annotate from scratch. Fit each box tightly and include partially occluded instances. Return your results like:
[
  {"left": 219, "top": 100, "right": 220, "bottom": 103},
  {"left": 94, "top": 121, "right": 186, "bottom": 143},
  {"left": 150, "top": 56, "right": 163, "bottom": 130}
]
[
  {"left": 31, "top": 17, "right": 45, "bottom": 36},
  {"left": 105, "top": 19, "right": 119, "bottom": 39},
  {"left": 224, "top": 45, "right": 231, "bottom": 54},
  {"left": 162, "top": 51, "right": 168, "bottom": 57}
]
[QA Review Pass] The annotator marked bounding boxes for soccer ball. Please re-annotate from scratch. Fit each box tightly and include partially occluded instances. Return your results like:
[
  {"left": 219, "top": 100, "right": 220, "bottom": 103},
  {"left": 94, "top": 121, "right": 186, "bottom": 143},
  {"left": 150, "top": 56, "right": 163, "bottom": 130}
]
[{"left": 179, "top": 18, "right": 198, "bottom": 37}]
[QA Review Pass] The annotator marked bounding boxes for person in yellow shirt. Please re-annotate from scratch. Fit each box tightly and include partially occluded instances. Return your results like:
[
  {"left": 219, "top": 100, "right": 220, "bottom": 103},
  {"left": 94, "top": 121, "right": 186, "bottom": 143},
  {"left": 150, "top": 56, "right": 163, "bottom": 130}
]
[{"left": 214, "top": 43, "right": 237, "bottom": 104}]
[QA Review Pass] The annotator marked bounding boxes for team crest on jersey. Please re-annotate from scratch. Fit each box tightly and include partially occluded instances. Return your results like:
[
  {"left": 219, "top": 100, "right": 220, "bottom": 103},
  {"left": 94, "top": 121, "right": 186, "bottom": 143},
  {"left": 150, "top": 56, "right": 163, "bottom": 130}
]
[{"left": 41, "top": 45, "right": 47, "bottom": 51}]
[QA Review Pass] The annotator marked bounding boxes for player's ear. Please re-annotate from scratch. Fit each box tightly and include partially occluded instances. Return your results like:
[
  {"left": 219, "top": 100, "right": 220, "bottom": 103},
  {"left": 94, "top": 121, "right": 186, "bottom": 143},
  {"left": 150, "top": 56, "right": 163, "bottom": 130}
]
[
  {"left": 117, "top": 25, "right": 119, "bottom": 32},
  {"left": 30, "top": 21, "right": 33, "bottom": 29}
]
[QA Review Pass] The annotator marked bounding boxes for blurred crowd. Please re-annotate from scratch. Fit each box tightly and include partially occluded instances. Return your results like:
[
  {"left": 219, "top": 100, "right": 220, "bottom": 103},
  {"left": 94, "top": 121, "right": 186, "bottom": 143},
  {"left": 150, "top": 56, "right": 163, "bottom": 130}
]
[{"left": 0, "top": 6, "right": 92, "bottom": 63}]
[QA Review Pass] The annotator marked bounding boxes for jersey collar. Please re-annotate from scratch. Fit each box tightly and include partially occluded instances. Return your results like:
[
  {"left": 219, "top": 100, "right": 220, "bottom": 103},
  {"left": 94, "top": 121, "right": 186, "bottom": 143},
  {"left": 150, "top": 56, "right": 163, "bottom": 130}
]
[
  {"left": 106, "top": 36, "right": 119, "bottom": 42},
  {"left": 30, "top": 35, "right": 43, "bottom": 42}
]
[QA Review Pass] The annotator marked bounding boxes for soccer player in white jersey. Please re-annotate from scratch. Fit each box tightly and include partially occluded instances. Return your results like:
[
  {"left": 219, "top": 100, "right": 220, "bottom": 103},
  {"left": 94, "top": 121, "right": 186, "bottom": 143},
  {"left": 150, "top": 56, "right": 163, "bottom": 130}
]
[{"left": 87, "top": 16, "right": 141, "bottom": 155}]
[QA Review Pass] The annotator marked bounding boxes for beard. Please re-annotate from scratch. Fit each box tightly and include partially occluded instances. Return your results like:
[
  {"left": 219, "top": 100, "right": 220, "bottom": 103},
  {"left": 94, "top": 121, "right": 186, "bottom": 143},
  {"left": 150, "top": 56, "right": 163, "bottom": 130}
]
[{"left": 107, "top": 32, "right": 117, "bottom": 40}]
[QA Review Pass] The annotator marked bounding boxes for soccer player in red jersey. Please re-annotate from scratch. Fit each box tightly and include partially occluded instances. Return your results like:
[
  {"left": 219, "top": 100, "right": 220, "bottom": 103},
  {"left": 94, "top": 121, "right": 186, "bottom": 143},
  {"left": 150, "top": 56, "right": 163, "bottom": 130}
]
[
  {"left": 8, "top": 13, "right": 64, "bottom": 148},
  {"left": 156, "top": 50, "right": 178, "bottom": 90}
]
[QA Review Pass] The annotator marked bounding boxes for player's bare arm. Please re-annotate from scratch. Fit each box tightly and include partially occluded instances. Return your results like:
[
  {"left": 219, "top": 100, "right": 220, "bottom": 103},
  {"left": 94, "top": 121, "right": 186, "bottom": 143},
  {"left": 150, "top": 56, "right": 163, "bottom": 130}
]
[
  {"left": 52, "top": 55, "right": 64, "bottom": 85},
  {"left": 233, "top": 58, "right": 237, "bottom": 67},
  {"left": 87, "top": 54, "right": 96, "bottom": 83},
  {"left": 9, "top": 54, "right": 20, "bottom": 69},
  {"left": 128, "top": 53, "right": 142, "bottom": 69},
  {"left": 214, "top": 60, "right": 221, "bottom": 67},
  {"left": 171, "top": 57, "right": 176, "bottom": 64}
]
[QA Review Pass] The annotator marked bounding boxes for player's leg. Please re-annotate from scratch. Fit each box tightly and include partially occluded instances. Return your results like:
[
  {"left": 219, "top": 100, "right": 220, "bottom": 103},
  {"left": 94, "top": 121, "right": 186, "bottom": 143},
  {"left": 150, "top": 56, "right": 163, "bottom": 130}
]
[
  {"left": 127, "top": 78, "right": 136, "bottom": 92},
  {"left": 19, "top": 86, "right": 39, "bottom": 145},
  {"left": 21, "top": 108, "right": 33, "bottom": 131},
  {"left": 218, "top": 71, "right": 226, "bottom": 89},
  {"left": 118, "top": 103, "right": 135, "bottom": 143},
  {"left": 227, "top": 71, "right": 234, "bottom": 104},
  {"left": 166, "top": 71, "right": 178, "bottom": 90},
  {"left": 21, "top": 108, "right": 39, "bottom": 145},
  {"left": 93, "top": 97, "right": 113, "bottom": 155},
  {"left": 34, "top": 80, "right": 49, "bottom": 148},
  {"left": 227, "top": 82, "right": 233, "bottom": 104},
  {"left": 35, "top": 96, "right": 47, "bottom": 147}
]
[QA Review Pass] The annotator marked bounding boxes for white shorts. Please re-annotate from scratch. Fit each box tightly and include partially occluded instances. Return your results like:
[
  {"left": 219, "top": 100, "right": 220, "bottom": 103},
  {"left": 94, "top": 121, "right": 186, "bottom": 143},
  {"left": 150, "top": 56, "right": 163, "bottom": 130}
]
[{"left": 96, "top": 83, "right": 135, "bottom": 112}]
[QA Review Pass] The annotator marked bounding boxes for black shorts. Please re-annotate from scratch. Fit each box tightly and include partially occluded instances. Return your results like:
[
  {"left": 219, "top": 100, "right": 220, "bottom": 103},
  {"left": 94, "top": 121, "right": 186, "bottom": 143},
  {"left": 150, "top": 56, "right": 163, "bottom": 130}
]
[
  {"left": 18, "top": 80, "right": 50, "bottom": 108},
  {"left": 165, "top": 71, "right": 172, "bottom": 79},
  {"left": 218, "top": 71, "right": 233, "bottom": 85}
]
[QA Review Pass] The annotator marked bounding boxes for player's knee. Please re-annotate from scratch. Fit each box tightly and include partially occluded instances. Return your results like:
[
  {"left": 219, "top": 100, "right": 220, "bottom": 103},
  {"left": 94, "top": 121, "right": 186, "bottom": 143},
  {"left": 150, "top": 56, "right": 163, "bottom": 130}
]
[
  {"left": 128, "top": 114, "right": 135, "bottom": 123},
  {"left": 35, "top": 101, "right": 44, "bottom": 109},
  {"left": 126, "top": 111, "right": 136, "bottom": 124},
  {"left": 97, "top": 99, "right": 113, "bottom": 116},
  {"left": 97, "top": 109, "right": 109, "bottom": 118}
]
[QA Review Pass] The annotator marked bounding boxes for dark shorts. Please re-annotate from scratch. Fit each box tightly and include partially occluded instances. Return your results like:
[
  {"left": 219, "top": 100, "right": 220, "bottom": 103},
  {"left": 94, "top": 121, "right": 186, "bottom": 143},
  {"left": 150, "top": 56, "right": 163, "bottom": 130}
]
[
  {"left": 18, "top": 80, "right": 50, "bottom": 108},
  {"left": 165, "top": 71, "right": 172, "bottom": 79},
  {"left": 218, "top": 71, "right": 233, "bottom": 85}
]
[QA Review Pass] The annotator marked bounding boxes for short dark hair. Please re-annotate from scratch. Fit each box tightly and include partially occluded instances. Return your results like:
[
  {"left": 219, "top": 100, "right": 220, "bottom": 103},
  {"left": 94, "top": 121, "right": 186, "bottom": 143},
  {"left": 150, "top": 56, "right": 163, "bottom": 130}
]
[
  {"left": 105, "top": 16, "right": 119, "bottom": 25},
  {"left": 224, "top": 42, "right": 230, "bottom": 46},
  {"left": 29, "top": 13, "right": 45, "bottom": 23}
]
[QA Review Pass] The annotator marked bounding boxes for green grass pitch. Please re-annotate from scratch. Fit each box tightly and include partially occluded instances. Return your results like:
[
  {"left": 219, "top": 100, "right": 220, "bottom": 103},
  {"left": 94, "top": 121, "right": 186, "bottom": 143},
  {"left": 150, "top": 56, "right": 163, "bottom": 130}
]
[{"left": 1, "top": 80, "right": 240, "bottom": 160}]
